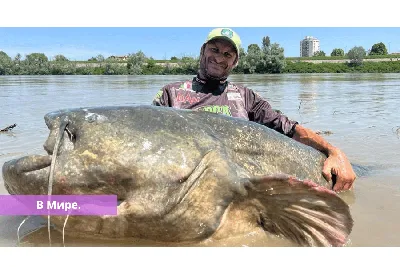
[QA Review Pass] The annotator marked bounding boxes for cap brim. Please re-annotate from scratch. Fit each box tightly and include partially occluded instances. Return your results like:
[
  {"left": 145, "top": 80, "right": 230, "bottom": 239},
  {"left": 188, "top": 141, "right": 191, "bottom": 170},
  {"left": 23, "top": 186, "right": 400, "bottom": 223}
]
[{"left": 207, "top": 36, "right": 239, "bottom": 54}]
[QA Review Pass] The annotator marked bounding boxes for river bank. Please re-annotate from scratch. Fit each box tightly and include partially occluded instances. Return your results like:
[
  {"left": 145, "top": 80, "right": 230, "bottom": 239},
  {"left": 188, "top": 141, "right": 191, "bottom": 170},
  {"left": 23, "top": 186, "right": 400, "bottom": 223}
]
[
  {"left": 290, "top": 57, "right": 400, "bottom": 64},
  {"left": 71, "top": 57, "right": 400, "bottom": 68},
  {"left": 2, "top": 58, "right": 400, "bottom": 75}
]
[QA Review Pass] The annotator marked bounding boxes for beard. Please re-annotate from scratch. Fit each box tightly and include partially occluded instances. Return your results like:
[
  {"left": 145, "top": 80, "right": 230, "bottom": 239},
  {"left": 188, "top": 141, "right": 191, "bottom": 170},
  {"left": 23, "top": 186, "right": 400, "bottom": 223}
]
[{"left": 198, "top": 58, "right": 230, "bottom": 81}]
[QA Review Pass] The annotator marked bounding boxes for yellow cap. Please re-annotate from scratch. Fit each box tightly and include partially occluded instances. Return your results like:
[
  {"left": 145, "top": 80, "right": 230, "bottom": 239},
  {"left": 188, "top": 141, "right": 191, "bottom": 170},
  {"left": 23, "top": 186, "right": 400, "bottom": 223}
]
[{"left": 205, "top": 28, "right": 242, "bottom": 55}]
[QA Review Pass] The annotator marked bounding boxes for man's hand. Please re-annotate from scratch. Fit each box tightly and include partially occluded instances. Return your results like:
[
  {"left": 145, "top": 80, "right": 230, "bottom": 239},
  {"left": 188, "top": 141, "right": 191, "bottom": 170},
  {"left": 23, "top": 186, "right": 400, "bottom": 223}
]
[
  {"left": 322, "top": 149, "right": 357, "bottom": 192},
  {"left": 292, "top": 124, "right": 357, "bottom": 192}
]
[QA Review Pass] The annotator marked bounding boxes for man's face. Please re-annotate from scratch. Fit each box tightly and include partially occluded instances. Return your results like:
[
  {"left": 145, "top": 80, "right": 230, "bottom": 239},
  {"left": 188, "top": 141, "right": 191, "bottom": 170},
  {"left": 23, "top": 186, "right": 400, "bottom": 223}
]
[{"left": 201, "top": 39, "right": 238, "bottom": 80}]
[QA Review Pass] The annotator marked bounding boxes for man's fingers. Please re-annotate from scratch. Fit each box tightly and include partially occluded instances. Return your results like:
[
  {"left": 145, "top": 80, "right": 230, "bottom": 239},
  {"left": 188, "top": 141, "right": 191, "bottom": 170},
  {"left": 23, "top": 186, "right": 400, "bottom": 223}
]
[
  {"left": 333, "top": 179, "right": 354, "bottom": 192},
  {"left": 343, "top": 181, "right": 353, "bottom": 191},
  {"left": 322, "top": 153, "right": 356, "bottom": 192},
  {"left": 322, "top": 164, "right": 332, "bottom": 182},
  {"left": 333, "top": 181, "right": 344, "bottom": 192}
]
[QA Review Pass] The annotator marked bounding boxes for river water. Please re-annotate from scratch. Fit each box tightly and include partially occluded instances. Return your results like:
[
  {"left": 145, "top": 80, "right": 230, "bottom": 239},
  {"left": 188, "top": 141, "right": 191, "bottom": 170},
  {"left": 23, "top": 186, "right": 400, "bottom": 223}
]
[{"left": 0, "top": 74, "right": 399, "bottom": 247}]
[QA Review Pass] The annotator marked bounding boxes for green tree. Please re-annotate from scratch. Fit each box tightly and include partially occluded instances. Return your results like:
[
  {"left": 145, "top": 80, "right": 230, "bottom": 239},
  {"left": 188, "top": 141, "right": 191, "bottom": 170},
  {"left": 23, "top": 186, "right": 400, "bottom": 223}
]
[
  {"left": 23, "top": 53, "right": 50, "bottom": 74},
  {"left": 313, "top": 51, "right": 326, "bottom": 57},
  {"left": 233, "top": 47, "right": 247, "bottom": 73},
  {"left": 238, "top": 46, "right": 246, "bottom": 57},
  {"left": 12, "top": 53, "right": 22, "bottom": 74},
  {"left": 54, "top": 54, "right": 69, "bottom": 61},
  {"left": 347, "top": 46, "right": 366, "bottom": 65},
  {"left": 103, "top": 63, "right": 128, "bottom": 75},
  {"left": 96, "top": 54, "right": 105, "bottom": 62},
  {"left": 369, "top": 42, "right": 388, "bottom": 55},
  {"left": 260, "top": 36, "right": 286, "bottom": 73},
  {"left": 14, "top": 53, "right": 22, "bottom": 63},
  {"left": 0, "top": 51, "right": 12, "bottom": 75},
  {"left": 126, "top": 51, "right": 147, "bottom": 74},
  {"left": 247, "top": 44, "right": 261, "bottom": 54},
  {"left": 331, "top": 48, "right": 345, "bottom": 57},
  {"left": 25, "top": 53, "right": 48, "bottom": 65},
  {"left": 142, "top": 58, "right": 164, "bottom": 75},
  {"left": 0, "top": 51, "right": 11, "bottom": 60},
  {"left": 245, "top": 44, "right": 263, "bottom": 73},
  {"left": 262, "top": 36, "right": 271, "bottom": 47},
  {"left": 181, "top": 56, "right": 194, "bottom": 61},
  {"left": 262, "top": 43, "right": 286, "bottom": 73},
  {"left": 50, "top": 61, "right": 77, "bottom": 75}
]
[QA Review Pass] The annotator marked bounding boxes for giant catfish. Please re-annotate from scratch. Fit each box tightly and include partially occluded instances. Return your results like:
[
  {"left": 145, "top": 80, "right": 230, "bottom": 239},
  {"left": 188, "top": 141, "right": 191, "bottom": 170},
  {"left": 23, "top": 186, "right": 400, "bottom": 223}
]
[{"left": 2, "top": 105, "right": 354, "bottom": 247}]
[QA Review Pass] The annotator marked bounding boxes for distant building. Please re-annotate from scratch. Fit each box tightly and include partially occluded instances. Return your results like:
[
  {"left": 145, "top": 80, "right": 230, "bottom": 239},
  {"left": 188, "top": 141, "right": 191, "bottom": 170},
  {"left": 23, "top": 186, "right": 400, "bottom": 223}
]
[
  {"left": 108, "top": 55, "right": 128, "bottom": 61},
  {"left": 300, "top": 36, "right": 320, "bottom": 57}
]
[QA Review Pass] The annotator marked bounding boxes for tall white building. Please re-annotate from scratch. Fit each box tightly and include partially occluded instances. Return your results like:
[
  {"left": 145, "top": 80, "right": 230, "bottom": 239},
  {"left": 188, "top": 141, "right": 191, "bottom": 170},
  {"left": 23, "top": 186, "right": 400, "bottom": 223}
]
[{"left": 300, "top": 36, "right": 320, "bottom": 57}]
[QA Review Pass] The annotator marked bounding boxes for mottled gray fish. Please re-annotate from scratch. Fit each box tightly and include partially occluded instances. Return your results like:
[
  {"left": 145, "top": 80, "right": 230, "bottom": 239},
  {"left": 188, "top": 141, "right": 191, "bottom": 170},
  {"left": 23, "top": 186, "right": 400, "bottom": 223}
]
[{"left": 2, "top": 105, "right": 354, "bottom": 246}]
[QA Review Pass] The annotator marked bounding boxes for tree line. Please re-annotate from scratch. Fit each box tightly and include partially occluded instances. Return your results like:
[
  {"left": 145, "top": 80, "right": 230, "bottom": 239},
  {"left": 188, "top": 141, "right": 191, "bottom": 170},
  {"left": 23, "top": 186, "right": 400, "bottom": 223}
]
[{"left": 0, "top": 39, "right": 399, "bottom": 75}]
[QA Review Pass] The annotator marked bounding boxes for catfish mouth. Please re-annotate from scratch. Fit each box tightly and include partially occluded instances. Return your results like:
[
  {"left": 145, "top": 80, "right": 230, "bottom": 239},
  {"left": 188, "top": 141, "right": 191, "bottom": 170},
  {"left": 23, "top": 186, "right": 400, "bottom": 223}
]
[
  {"left": 2, "top": 111, "right": 123, "bottom": 198},
  {"left": 2, "top": 155, "right": 52, "bottom": 195},
  {"left": 3, "top": 112, "right": 72, "bottom": 195}
]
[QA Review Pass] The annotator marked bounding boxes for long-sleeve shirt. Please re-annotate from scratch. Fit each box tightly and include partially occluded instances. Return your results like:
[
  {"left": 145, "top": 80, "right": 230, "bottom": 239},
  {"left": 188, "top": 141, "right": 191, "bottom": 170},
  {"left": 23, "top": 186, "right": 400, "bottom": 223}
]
[{"left": 152, "top": 76, "right": 298, "bottom": 137}]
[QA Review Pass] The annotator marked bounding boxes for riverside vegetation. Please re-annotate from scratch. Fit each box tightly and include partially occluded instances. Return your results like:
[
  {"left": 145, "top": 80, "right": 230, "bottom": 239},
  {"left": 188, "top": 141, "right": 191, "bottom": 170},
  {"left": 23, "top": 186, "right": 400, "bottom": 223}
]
[{"left": 1, "top": 37, "right": 399, "bottom": 75}]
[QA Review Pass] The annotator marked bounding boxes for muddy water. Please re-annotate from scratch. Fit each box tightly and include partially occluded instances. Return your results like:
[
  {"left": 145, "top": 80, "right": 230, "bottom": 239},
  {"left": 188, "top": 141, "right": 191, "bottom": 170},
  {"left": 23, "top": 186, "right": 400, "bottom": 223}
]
[{"left": 1, "top": 74, "right": 399, "bottom": 247}]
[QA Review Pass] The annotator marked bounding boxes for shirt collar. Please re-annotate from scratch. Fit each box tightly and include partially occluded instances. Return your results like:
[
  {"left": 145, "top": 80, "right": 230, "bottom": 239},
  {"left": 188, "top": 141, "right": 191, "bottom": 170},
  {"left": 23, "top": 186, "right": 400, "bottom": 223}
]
[
  {"left": 193, "top": 75, "right": 228, "bottom": 95},
  {"left": 195, "top": 74, "right": 227, "bottom": 85}
]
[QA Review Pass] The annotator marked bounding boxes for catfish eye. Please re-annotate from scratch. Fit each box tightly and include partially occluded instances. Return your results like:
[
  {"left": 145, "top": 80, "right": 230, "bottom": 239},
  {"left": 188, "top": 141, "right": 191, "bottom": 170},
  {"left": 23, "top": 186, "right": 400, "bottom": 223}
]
[{"left": 65, "top": 126, "right": 76, "bottom": 142}]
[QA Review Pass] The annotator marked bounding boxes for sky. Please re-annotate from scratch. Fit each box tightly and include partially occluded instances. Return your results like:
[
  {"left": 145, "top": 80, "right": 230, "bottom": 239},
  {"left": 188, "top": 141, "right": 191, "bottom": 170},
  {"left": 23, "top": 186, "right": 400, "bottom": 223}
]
[
  {"left": 1, "top": 1, "right": 400, "bottom": 61},
  {"left": 1, "top": 27, "right": 399, "bottom": 61}
]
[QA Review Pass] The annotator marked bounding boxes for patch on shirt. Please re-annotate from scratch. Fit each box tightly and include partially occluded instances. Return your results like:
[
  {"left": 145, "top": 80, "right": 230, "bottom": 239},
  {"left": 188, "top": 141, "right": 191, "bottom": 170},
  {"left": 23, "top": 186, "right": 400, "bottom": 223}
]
[
  {"left": 179, "top": 81, "right": 192, "bottom": 90},
  {"left": 176, "top": 91, "right": 200, "bottom": 104},
  {"left": 198, "top": 105, "right": 232, "bottom": 116},
  {"left": 227, "top": 92, "right": 242, "bottom": 101}
]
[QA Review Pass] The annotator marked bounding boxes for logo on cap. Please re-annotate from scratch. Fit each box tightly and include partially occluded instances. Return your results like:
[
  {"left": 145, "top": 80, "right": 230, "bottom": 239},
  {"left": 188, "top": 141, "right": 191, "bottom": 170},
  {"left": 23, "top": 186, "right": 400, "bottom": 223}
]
[{"left": 221, "top": 29, "right": 233, "bottom": 39}]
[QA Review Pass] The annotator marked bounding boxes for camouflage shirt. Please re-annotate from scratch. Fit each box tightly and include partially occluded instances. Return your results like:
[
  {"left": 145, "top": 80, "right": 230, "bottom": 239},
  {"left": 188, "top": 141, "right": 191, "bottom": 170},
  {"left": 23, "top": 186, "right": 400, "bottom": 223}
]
[{"left": 152, "top": 76, "right": 298, "bottom": 137}]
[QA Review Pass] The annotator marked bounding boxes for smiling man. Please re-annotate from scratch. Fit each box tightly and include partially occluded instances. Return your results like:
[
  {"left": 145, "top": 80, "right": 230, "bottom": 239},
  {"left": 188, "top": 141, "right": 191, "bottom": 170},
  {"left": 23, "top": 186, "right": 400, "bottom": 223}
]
[{"left": 152, "top": 27, "right": 356, "bottom": 192}]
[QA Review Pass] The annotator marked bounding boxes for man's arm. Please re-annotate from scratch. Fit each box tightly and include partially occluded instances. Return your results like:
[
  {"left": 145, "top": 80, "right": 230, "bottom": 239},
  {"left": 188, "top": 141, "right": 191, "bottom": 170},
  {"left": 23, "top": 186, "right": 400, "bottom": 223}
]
[
  {"left": 243, "top": 87, "right": 356, "bottom": 192},
  {"left": 244, "top": 88, "right": 298, "bottom": 137},
  {"left": 152, "top": 87, "right": 167, "bottom": 106},
  {"left": 292, "top": 124, "right": 356, "bottom": 192},
  {"left": 152, "top": 83, "right": 181, "bottom": 107}
]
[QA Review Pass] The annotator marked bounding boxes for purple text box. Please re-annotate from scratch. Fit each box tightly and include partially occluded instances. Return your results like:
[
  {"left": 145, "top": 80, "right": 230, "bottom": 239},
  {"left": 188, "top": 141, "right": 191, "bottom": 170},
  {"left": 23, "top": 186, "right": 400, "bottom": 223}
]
[{"left": 0, "top": 195, "right": 118, "bottom": 216}]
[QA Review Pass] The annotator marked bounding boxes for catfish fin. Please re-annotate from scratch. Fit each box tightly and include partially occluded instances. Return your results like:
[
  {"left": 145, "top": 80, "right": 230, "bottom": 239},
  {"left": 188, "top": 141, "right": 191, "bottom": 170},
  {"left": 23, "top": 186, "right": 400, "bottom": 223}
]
[{"left": 243, "top": 174, "right": 353, "bottom": 247}]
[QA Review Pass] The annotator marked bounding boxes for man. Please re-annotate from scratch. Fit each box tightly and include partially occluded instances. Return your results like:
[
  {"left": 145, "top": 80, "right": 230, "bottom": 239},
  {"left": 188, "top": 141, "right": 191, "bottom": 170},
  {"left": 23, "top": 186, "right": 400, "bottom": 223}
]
[{"left": 152, "top": 28, "right": 356, "bottom": 192}]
